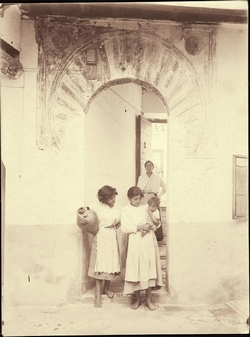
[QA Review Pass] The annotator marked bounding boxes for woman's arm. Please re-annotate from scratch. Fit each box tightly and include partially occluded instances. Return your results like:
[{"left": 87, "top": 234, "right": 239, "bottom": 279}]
[
  {"left": 121, "top": 209, "right": 138, "bottom": 234},
  {"left": 121, "top": 208, "right": 151, "bottom": 234}
]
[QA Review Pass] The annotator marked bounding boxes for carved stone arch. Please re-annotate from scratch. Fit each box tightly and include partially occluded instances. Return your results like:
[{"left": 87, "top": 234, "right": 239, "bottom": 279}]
[{"left": 42, "top": 30, "right": 206, "bottom": 154}]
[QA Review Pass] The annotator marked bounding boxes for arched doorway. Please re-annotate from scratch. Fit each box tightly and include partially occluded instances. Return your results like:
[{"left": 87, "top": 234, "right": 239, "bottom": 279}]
[
  {"left": 83, "top": 77, "right": 168, "bottom": 203},
  {"left": 37, "top": 27, "right": 207, "bottom": 296},
  {"left": 83, "top": 81, "right": 169, "bottom": 292}
]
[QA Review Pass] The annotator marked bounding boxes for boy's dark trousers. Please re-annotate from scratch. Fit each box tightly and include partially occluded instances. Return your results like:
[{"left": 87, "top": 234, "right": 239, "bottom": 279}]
[{"left": 155, "top": 207, "right": 164, "bottom": 241}]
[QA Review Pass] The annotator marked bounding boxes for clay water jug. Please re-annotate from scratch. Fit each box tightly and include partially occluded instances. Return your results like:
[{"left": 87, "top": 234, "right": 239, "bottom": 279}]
[{"left": 77, "top": 207, "right": 99, "bottom": 235}]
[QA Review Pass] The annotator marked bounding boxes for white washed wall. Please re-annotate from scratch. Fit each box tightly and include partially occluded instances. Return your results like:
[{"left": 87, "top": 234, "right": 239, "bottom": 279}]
[
  {"left": 2, "top": 18, "right": 85, "bottom": 305},
  {"left": 1, "top": 12, "right": 248, "bottom": 305},
  {"left": 84, "top": 83, "right": 141, "bottom": 207},
  {"left": 167, "top": 23, "right": 248, "bottom": 302}
]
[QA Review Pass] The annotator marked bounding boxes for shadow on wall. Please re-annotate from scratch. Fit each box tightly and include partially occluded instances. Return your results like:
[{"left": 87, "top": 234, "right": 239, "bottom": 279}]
[{"left": 81, "top": 231, "right": 95, "bottom": 294}]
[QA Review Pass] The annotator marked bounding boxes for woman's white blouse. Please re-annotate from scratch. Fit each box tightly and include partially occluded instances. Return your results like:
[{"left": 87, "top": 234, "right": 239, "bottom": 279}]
[
  {"left": 121, "top": 203, "right": 147, "bottom": 233},
  {"left": 90, "top": 202, "right": 121, "bottom": 228},
  {"left": 137, "top": 173, "right": 166, "bottom": 194}
]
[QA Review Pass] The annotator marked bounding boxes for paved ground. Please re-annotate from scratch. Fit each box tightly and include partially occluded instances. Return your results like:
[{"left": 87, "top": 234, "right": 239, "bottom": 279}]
[{"left": 2, "top": 290, "right": 249, "bottom": 336}]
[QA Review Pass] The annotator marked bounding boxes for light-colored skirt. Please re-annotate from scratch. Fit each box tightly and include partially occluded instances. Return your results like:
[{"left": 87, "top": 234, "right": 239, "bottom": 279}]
[
  {"left": 88, "top": 228, "right": 120, "bottom": 280},
  {"left": 123, "top": 234, "right": 163, "bottom": 294}
]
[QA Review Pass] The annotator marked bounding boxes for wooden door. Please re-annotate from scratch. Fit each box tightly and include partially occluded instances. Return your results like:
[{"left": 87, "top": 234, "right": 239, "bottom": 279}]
[{"left": 135, "top": 115, "right": 152, "bottom": 183}]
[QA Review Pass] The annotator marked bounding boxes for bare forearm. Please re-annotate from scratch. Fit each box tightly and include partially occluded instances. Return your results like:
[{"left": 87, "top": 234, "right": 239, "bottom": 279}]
[{"left": 137, "top": 224, "right": 151, "bottom": 232}]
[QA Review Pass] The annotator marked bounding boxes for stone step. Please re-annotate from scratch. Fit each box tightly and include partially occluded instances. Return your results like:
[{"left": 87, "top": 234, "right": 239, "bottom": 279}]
[
  {"left": 76, "top": 291, "right": 132, "bottom": 305},
  {"left": 160, "top": 259, "right": 166, "bottom": 269},
  {"left": 76, "top": 275, "right": 170, "bottom": 306},
  {"left": 158, "top": 245, "right": 166, "bottom": 257},
  {"left": 160, "top": 225, "right": 167, "bottom": 236},
  {"left": 75, "top": 288, "right": 174, "bottom": 306}
]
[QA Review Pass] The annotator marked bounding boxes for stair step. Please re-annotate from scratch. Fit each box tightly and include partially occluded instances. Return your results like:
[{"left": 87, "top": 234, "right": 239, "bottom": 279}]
[
  {"left": 160, "top": 259, "right": 166, "bottom": 269},
  {"left": 158, "top": 245, "right": 166, "bottom": 256}
]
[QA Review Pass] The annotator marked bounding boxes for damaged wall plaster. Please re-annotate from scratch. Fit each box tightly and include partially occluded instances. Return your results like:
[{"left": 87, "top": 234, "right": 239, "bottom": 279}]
[{"left": 35, "top": 17, "right": 217, "bottom": 157}]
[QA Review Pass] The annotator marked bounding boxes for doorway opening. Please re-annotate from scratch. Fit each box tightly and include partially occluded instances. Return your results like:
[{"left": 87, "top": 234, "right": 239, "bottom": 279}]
[
  {"left": 83, "top": 81, "right": 169, "bottom": 295},
  {"left": 136, "top": 87, "right": 169, "bottom": 292}
]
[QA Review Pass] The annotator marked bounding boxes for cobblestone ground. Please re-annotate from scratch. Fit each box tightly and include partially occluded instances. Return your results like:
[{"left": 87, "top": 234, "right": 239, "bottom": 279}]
[{"left": 2, "top": 295, "right": 249, "bottom": 336}]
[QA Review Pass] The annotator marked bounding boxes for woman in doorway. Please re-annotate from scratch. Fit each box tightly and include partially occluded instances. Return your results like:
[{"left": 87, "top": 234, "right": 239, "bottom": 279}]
[
  {"left": 121, "top": 186, "right": 162, "bottom": 311},
  {"left": 81, "top": 185, "right": 121, "bottom": 308},
  {"left": 137, "top": 160, "right": 166, "bottom": 203},
  {"left": 137, "top": 160, "right": 166, "bottom": 240}
]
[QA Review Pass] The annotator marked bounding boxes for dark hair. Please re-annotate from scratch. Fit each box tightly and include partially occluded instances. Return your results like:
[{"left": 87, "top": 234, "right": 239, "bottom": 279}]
[
  {"left": 127, "top": 186, "right": 144, "bottom": 199},
  {"left": 148, "top": 196, "right": 160, "bottom": 208},
  {"left": 97, "top": 185, "right": 118, "bottom": 203},
  {"left": 144, "top": 160, "right": 154, "bottom": 168}
]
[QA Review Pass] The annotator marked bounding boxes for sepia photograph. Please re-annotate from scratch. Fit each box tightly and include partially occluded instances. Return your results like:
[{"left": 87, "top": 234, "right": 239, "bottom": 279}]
[{"left": 1, "top": 1, "right": 249, "bottom": 335}]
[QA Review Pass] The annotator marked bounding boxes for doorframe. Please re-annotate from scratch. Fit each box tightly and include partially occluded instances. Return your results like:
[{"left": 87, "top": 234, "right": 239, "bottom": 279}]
[
  {"left": 136, "top": 115, "right": 168, "bottom": 183},
  {"left": 135, "top": 115, "right": 141, "bottom": 185}
]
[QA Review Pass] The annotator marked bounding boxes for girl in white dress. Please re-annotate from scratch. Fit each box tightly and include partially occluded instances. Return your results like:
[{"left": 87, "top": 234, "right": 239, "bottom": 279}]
[
  {"left": 82, "top": 185, "right": 121, "bottom": 308},
  {"left": 121, "top": 186, "right": 162, "bottom": 310}
]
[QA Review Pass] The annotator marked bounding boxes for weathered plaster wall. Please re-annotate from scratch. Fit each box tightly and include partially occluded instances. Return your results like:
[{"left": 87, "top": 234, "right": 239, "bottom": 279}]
[
  {"left": 168, "top": 220, "right": 248, "bottom": 303},
  {"left": 168, "top": 23, "right": 248, "bottom": 302},
  {"left": 0, "top": 5, "right": 21, "bottom": 51},
  {"left": 1, "top": 13, "right": 248, "bottom": 306},
  {"left": 2, "top": 18, "right": 87, "bottom": 305},
  {"left": 2, "top": 18, "right": 87, "bottom": 226},
  {"left": 35, "top": 17, "right": 212, "bottom": 158},
  {"left": 4, "top": 225, "right": 83, "bottom": 306}
]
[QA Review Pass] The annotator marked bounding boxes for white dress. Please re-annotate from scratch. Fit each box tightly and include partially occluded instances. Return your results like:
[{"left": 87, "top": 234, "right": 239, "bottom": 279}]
[
  {"left": 88, "top": 202, "right": 121, "bottom": 276},
  {"left": 121, "top": 203, "right": 162, "bottom": 294}
]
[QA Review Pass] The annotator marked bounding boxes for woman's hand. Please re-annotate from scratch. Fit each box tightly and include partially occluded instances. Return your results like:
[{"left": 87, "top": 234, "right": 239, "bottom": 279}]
[
  {"left": 137, "top": 223, "right": 151, "bottom": 232},
  {"left": 80, "top": 217, "right": 89, "bottom": 225},
  {"left": 150, "top": 224, "right": 157, "bottom": 231}
]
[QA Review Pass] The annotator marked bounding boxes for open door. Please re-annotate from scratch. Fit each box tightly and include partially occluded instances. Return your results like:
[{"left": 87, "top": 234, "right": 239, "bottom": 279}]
[{"left": 135, "top": 115, "right": 152, "bottom": 184}]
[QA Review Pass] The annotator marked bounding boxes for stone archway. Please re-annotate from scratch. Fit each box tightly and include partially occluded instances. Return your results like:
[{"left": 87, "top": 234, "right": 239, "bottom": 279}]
[
  {"left": 37, "top": 27, "right": 207, "bottom": 156},
  {"left": 35, "top": 19, "right": 216, "bottom": 297}
]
